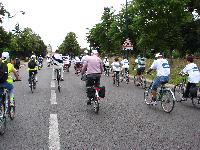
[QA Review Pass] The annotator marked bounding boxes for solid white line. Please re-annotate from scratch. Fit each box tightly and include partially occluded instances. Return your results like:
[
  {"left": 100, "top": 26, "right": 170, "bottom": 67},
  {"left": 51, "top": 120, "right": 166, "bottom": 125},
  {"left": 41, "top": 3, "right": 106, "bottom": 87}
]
[
  {"left": 49, "top": 114, "right": 60, "bottom": 150},
  {"left": 50, "top": 90, "right": 57, "bottom": 105},
  {"left": 51, "top": 80, "right": 55, "bottom": 88}
]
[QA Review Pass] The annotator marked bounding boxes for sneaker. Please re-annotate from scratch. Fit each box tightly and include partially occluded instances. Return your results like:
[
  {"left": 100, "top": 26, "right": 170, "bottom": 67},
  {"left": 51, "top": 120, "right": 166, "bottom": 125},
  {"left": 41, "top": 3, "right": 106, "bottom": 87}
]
[
  {"left": 181, "top": 97, "right": 187, "bottom": 101},
  {"left": 60, "top": 78, "right": 64, "bottom": 81}
]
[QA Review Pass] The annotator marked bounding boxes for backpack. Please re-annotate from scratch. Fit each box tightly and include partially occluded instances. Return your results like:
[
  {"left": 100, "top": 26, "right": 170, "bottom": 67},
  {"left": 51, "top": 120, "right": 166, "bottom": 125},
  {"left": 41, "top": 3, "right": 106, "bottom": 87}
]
[
  {"left": 28, "top": 59, "right": 36, "bottom": 69},
  {"left": 0, "top": 61, "right": 8, "bottom": 83}
]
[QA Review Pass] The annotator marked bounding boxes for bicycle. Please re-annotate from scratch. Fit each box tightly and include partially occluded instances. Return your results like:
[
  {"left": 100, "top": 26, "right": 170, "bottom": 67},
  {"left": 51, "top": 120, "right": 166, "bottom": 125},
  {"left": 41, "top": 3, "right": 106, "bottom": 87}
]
[
  {"left": 133, "top": 74, "right": 147, "bottom": 89},
  {"left": 104, "top": 66, "right": 110, "bottom": 76},
  {"left": 87, "top": 84, "right": 105, "bottom": 114},
  {"left": 0, "top": 79, "right": 21, "bottom": 135},
  {"left": 113, "top": 71, "right": 120, "bottom": 87},
  {"left": 29, "top": 71, "right": 36, "bottom": 93},
  {"left": 55, "top": 68, "right": 61, "bottom": 92},
  {"left": 173, "top": 73, "right": 200, "bottom": 108},
  {"left": 144, "top": 80, "right": 176, "bottom": 113},
  {"left": 121, "top": 68, "right": 129, "bottom": 84}
]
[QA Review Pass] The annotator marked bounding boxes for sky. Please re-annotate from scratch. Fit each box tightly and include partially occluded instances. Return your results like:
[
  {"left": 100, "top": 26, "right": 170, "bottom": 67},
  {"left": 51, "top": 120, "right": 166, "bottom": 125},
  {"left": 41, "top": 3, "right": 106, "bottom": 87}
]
[{"left": 1, "top": 0, "right": 127, "bottom": 50}]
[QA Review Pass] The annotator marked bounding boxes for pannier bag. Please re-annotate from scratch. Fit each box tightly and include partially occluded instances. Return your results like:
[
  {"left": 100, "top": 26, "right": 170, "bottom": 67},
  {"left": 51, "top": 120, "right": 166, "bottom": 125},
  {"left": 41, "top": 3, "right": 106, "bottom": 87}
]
[
  {"left": 99, "top": 86, "right": 105, "bottom": 98},
  {"left": 0, "top": 62, "right": 8, "bottom": 83},
  {"left": 86, "top": 87, "right": 95, "bottom": 98}
]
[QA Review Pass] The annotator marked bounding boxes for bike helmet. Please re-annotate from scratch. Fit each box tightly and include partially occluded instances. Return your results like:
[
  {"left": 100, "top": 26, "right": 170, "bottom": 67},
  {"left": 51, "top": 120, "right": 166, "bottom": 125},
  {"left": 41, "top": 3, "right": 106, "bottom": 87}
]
[
  {"left": 31, "top": 55, "right": 36, "bottom": 59},
  {"left": 1, "top": 52, "right": 10, "bottom": 60},
  {"left": 84, "top": 50, "right": 88, "bottom": 54}
]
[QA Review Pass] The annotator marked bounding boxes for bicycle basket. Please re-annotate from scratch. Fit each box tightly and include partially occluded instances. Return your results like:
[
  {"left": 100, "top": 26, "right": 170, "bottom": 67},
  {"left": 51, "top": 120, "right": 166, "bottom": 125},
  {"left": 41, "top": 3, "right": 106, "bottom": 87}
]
[
  {"left": 99, "top": 86, "right": 105, "bottom": 98},
  {"left": 86, "top": 87, "right": 95, "bottom": 98}
]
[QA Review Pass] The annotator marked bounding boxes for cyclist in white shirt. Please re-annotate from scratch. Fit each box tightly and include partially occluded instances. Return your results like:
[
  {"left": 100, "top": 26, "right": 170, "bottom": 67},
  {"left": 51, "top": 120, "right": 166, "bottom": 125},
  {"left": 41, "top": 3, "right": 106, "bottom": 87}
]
[
  {"left": 103, "top": 57, "right": 110, "bottom": 73},
  {"left": 147, "top": 53, "right": 170, "bottom": 105},
  {"left": 81, "top": 50, "right": 89, "bottom": 65},
  {"left": 121, "top": 57, "right": 129, "bottom": 73},
  {"left": 180, "top": 55, "right": 200, "bottom": 100},
  {"left": 52, "top": 49, "right": 64, "bottom": 81},
  {"left": 135, "top": 55, "right": 146, "bottom": 84},
  {"left": 111, "top": 57, "right": 121, "bottom": 72}
]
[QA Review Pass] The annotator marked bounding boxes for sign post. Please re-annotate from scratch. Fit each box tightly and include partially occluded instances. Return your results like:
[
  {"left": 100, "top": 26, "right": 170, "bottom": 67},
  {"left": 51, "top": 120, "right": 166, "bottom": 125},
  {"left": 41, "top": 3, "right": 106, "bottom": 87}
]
[{"left": 122, "top": 38, "right": 133, "bottom": 59}]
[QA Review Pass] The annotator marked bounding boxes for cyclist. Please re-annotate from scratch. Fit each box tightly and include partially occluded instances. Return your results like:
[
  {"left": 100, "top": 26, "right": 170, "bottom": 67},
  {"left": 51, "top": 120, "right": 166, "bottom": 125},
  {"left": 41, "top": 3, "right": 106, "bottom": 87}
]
[
  {"left": 0, "top": 52, "right": 20, "bottom": 107},
  {"left": 81, "top": 50, "right": 103, "bottom": 105},
  {"left": 38, "top": 55, "right": 43, "bottom": 68},
  {"left": 74, "top": 56, "right": 82, "bottom": 74},
  {"left": 121, "top": 57, "right": 129, "bottom": 80},
  {"left": 103, "top": 57, "right": 110, "bottom": 74},
  {"left": 46, "top": 55, "right": 51, "bottom": 67},
  {"left": 146, "top": 53, "right": 170, "bottom": 105},
  {"left": 111, "top": 57, "right": 121, "bottom": 83},
  {"left": 14, "top": 57, "right": 20, "bottom": 72},
  {"left": 52, "top": 49, "right": 64, "bottom": 81},
  {"left": 135, "top": 55, "right": 146, "bottom": 85},
  {"left": 28, "top": 55, "right": 38, "bottom": 84},
  {"left": 81, "top": 50, "right": 89, "bottom": 64},
  {"left": 180, "top": 55, "right": 200, "bottom": 100}
]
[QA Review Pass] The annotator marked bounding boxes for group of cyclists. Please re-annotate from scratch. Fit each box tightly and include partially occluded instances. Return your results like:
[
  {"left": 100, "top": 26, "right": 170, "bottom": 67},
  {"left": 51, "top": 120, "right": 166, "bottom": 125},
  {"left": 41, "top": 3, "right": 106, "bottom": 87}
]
[{"left": 0, "top": 49, "right": 199, "bottom": 114}]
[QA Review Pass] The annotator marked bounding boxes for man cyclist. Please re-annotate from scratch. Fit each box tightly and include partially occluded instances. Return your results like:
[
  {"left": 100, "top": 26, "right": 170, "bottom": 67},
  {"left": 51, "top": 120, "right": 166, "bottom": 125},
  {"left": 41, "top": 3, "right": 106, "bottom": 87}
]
[
  {"left": 14, "top": 57, "right": 20, "bottom": 72},
  {"left": 0, "top": 52, "right": 21, "bottom": 107},
  {"left": 180, "top": 55, "right": 200, "bottom": 100},
  {"left": 74, "top": 56, "right": 82, "bottom": 74},
  {"left": 121, "top": 57, "right": 129, "bottom": 80},
  {"left": 52, "top": 49, "right": 64, "bottom": 81},
  {"left": 146, "top": 53, "right": 170, "bottom": 105},
  {"left": 111, "top": 57, "right": 121, "bottom": 84},
  {"left": 81, "top": 50, "right": 89, "bottom": 64},
  {"left": 103, "top": 57, "right": 110, "bottom": 75},
  {"left": 135, "top": 55, "right": 146, "bottom": 85},
  {"left": 38, "top": 55, "right": 43, "bottom": 68},
  {"left": 81, "top": 50, "right": 103, "bottom": 105},
  {"left": 28, "top": 55, "right": 38, "bottom": 84}
]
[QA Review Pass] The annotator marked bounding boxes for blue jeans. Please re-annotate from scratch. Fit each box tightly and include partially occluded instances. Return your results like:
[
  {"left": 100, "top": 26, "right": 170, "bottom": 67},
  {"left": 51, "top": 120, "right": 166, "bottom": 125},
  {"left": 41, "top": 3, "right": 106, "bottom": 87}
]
[
  {"left": 0, "top": 82, "right": 14, "bottom": 103},
  {"left": 151, "top": 76, "right": 169, "bottom": 91}
]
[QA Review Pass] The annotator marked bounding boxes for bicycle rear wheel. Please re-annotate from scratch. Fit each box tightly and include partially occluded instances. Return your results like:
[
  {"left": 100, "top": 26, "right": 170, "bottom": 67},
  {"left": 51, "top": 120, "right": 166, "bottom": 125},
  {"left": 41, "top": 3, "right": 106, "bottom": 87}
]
[
  {"left": 191, "top": 97, "right": 200, "bottom": 109},
  {"left": 0, "top": 105, "right": 6, "bottom": 135},
  {"left": 161, "top": 89, "right": 175, "bottom": 113},
  {"left": 93, "top": 98, "right": 99, "bottom": 114}
]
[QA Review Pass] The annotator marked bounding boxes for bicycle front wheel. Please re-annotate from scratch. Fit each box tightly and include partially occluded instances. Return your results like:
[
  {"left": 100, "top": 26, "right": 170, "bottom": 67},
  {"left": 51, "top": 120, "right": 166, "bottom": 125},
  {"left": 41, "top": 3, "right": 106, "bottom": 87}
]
[
  {"left": 0, "top": 105, "right": 6, "bottom": 135},
  {"left": 173, "top": 84, "right": 184, "bottom": 101},
  {"left": 161, "top": 89, "right": 175, "bottom": 113}
]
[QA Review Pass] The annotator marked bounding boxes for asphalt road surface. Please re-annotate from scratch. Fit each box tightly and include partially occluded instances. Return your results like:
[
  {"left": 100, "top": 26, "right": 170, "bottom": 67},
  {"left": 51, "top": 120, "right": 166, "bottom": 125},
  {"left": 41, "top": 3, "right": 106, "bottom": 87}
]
[{"left": 0, "top": 62, "right": 200, "bottom": 150}]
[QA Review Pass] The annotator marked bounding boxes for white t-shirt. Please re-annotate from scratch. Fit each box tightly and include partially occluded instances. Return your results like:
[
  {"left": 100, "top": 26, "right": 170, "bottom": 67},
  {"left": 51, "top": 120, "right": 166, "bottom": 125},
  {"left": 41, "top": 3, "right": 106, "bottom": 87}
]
[
  {"left": 121, "top": 59, "right": 129, "bottom": 69},
  {"left": 111, "top": 62, "right": 121, "bottom": 71},
  {"left": 81, "top": 55, "right": 88, "bottom": 64},
  {"left": 103, "top": 59, "right": 109, "bottom": 66},
  {"left": 52, "top": 53, "right": 63, "bottom": 66},
  {"left": 150, "top": 58, "right": 170, "bottom": 76},
  {"left": 135, "top": 58, "right": 146, "bottom": 68},
  {"left": 182, "top": 63, "right": 200, "bottom": 83}
]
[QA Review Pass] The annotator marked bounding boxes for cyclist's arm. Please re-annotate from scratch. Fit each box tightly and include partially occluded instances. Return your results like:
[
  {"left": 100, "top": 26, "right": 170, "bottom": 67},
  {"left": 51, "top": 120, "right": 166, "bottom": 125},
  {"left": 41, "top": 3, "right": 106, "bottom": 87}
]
[
  {"left": 12, "top": 66, "right": 20, "bottom": 80},
  {"left": 81, "top": 63, "right": 87, "bottom": 75}
]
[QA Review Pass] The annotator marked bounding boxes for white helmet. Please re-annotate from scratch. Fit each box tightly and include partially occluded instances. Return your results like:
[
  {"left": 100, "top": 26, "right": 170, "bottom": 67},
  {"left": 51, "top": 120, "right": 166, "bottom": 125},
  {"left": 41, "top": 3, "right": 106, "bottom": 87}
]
[
  {"left": 31, "top": 55, "right": 36, "bottom": 59},
  {"left": 84, "top": 50, "right": 88, "bottom": 54},
  {"left": 155, "top": 53, "right": 162, "bottom": 58},
  {"left": 91, "top": 50, "right": 98, "bottom": 55},
  {"left": 1, "top": 52, "right": 10, "bottom": 60}
]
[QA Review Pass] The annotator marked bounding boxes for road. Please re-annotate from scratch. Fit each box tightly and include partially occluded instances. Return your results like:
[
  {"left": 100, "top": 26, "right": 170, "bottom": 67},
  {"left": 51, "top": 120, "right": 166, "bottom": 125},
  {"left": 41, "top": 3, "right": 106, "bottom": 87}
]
[{"left": 0, "top": 62, "right": 200, "bottom": 150}]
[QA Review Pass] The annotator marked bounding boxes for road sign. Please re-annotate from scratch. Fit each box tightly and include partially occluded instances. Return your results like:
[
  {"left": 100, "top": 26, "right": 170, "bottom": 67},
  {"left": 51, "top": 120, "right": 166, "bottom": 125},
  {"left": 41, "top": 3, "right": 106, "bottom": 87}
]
[{"left": 122, "top": 38, "right": 133, "bottom": 51}]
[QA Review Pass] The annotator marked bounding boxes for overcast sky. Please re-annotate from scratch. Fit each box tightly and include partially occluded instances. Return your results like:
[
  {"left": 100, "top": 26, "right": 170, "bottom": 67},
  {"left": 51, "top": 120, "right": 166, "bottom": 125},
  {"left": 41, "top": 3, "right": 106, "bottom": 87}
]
[{"left": 2, "top": 0, "right": 126, "bottom": 50}]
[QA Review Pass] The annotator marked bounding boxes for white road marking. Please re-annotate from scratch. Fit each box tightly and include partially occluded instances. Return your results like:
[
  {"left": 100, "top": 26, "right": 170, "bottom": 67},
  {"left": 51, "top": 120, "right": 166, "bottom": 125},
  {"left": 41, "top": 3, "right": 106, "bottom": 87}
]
[
  {"left": 50, "top": 90, "right": 57, "bottom": 105},
  {"left": 49, "top": 114, "right": 60, "bottom": 150},
  {"left": 51, "top": 80, "right": 55, "bottom": 88}
]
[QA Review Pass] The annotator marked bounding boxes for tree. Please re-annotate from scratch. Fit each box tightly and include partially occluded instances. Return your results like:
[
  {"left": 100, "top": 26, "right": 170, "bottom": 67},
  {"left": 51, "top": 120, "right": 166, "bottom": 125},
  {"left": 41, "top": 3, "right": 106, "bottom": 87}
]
[{"left": 59, "top": 32, "right": 80, "bottom": 56}]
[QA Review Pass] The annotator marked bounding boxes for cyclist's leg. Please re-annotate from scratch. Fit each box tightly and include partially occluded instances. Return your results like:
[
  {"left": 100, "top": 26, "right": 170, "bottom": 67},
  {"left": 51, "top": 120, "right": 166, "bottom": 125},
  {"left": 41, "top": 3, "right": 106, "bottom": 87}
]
[
  {"left": 151, "top": 77, "right": 160, "bottom": 101},
  {"left": 34, "top": 70, "right": 38, "bottom": 82},
  {"left": 52, "top": 67, "right": 56, "bottom": 80},
  {"left": 183, "top": 82, "right": 193, "bottom": 98},
  {"left": 1, "top": 83, "right": 14, "bottom": 106},
  {"left": 60, "top": 66, "right": 64, "bottom": 79}
]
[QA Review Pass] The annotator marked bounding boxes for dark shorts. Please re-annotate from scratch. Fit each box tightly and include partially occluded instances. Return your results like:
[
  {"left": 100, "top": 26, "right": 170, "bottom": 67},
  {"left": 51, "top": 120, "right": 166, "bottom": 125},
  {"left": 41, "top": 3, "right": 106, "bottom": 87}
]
[
  {"left": 86, "top": 73, "right": 101, "bottom": 87},
  {"left": 137, "top": 67, "right": 145, "bottom": 75},
  {"left": 29, "top": 70, "right": 37, "bottom": 77}
]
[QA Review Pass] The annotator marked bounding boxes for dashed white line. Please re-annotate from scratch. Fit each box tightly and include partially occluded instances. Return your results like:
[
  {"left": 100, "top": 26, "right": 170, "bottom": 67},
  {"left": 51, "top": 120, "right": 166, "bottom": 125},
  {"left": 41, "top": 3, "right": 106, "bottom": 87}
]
[
  {"left": 49, "top": 114, "right": 60, "bottom": 150},
  {"left": 51, "top": 80, "right": 55, "bottom": 88},
  {"left": 50, "top": 90, "right": 57, "bottom": 105}
]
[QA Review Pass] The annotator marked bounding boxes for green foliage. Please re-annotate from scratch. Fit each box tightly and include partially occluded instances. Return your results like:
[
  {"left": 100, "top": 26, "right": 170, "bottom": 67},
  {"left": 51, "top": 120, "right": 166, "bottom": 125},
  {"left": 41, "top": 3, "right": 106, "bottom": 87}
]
[{"left": 59, "top": 32, "right": 80, "bottom": 56}]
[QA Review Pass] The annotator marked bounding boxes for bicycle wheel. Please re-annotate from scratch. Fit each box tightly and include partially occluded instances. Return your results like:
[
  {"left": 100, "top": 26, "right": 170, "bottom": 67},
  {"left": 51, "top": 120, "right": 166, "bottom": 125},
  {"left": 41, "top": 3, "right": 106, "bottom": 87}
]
[
  {"left": 161, "top": 89, "right": 175, "bottom": 113},
  {"left": 144, "top": 89, "right": 152, "bottom": 105},
  {"left": 9, "top": 100, "right": 15, "bottom": 120},
  {"left": 173, "top": 84, "right": 184, "bottom": 101},
  {"left": 142, "top": 77, "right": 147, "bottom": 89},
  {"left": 116, "top": 74, "right": 119, "bottom": 87},
  {"left": 0, "top": 104, "right": 6, "bottom": 135},
  {"left": 191, "top": 97, "right": 200, "bottom": 109},
  {"left": 30, "top": 82, "right": 33, "bottom": 93},
  {"left": 93, "top": 98, "right": 99, "bottom": 113}
]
